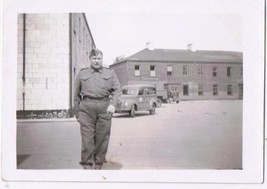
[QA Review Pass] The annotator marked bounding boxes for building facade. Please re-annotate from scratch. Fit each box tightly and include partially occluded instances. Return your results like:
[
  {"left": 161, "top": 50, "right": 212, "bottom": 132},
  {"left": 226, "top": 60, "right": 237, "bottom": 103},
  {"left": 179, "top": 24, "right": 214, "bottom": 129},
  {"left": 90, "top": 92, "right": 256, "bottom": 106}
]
[
  {"left": 110, "top": 48, "right": 243, "bottom": 102},
  {"left": 17, "top": 13, "right": 95, "bottom": 118}
]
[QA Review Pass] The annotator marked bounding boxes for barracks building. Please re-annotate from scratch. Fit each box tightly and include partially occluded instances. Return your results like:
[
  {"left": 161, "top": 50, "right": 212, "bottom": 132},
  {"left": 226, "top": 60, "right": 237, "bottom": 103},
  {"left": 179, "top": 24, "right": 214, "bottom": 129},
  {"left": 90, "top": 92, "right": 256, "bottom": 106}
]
[
  {"left": 17, "top": 13, "right": 95, "bottom": 118},
  {"left": 110, "top": 47, "right": 243, "bottom": 102}
]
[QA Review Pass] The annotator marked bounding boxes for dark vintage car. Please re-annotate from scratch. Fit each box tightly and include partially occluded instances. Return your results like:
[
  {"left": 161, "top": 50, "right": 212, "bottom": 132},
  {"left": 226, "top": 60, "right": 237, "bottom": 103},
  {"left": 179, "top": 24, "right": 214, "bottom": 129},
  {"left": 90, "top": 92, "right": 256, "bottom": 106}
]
[{"left": 115, "top": 84, "right": 158, "bottom": 117}]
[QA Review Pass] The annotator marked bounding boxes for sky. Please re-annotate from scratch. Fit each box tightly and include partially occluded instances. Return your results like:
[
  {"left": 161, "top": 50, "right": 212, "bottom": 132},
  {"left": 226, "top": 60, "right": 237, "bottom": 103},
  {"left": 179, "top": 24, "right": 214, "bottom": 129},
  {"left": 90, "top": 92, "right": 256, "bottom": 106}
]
[{"left": 84, "top": 0, "right": 243, "bottom": 66}]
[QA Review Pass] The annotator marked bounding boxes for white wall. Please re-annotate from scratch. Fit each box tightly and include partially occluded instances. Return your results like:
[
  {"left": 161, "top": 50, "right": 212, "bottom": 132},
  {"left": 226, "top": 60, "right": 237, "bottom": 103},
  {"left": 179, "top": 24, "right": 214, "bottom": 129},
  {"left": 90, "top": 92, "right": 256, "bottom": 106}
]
[{"left": 17, "top": 14, "right": 70, "bottom": 110}]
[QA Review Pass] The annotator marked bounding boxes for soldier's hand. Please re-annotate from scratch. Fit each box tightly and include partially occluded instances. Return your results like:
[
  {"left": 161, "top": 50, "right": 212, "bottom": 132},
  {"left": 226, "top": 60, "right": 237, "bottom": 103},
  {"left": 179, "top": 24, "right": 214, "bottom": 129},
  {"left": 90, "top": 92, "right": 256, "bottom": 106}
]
[
  {"left": 75, "top": 114, "right": 80, "bottom": 122},
  {"left": 106, "top": 105, "right": 116, "bottom": 114}
]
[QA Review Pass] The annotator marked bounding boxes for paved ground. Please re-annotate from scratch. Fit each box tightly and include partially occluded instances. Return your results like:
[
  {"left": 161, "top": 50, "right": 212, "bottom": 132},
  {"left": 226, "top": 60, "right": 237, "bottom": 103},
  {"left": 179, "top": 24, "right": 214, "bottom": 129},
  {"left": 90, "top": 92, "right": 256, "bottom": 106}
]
[{"left": 17, "top": 100, "right": 242, "bottom": 170}]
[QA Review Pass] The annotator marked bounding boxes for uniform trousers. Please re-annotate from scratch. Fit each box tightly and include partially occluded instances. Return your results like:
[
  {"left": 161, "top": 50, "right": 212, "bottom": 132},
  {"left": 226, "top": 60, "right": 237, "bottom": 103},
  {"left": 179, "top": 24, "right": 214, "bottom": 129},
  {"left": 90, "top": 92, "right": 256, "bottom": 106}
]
[{"left": 78, "top": 98, "right": 112, "bottom": 169}]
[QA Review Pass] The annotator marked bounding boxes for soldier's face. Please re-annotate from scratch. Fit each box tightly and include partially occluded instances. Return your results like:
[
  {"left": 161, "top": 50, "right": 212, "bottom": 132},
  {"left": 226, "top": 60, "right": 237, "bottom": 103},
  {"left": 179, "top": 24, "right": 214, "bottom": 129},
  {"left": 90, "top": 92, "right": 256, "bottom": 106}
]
[{"left": 90, "top": 54, "right": 103, "bottom": 70}]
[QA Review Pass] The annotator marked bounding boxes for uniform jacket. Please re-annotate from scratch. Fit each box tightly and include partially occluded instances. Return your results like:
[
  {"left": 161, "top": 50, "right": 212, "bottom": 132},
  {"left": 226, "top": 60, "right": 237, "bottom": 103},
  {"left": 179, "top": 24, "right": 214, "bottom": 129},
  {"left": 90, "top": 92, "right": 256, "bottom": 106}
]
[{"left": 73, "top": 66, "right": 121, "bottom": 116}]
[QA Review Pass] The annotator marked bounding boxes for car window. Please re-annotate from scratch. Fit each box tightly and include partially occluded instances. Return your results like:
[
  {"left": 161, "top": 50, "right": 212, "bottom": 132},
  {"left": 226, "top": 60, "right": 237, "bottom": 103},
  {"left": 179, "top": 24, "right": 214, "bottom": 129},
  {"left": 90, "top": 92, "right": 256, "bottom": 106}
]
[
  {"left": 138, "top": 87, "right": 156, "bottom": 95},
  {"left": 148, "top": 87, "right": 156, "bottom": 95},
  {"left": 121, "top": 88, "right": 138, "bottom": 95},
  {"left": 143, "top": 88, "right": 149, "bottom": 95},
  {"left": 138, "top": 88, "right": 144, "bottom": 95}
]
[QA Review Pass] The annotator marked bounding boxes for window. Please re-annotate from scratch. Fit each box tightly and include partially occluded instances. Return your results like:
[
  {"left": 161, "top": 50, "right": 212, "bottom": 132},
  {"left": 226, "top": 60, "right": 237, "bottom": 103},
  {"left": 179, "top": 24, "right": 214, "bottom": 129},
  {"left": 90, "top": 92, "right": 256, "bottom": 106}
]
[
  {"left": 213, "top": 84, "right": 218, "bottom": 95},
  {"left": 171, "top": 87, "right": 178, "bottom": 92},
  {"left": 86, "top": 34, "right": 88, "bottom": 54},
  {"left": 148, "top": 87, "right": 156, "bottom": 95},
  {"left": 198, "top": 66, "right": 203, "bottom": 77},
  {"left": 83, "top": 27, "right": 86, "bottom": 49},
  {"left": 138, "top": 88, "right": 145, "bottom": 95},
  {"left": 238, "top": 83, "right": 243, "bottom": 99},
  {"left": 88, "top": 36, "right": 91, "bottom": 43},
  {"left": 213, "top": 67, "right": 217, "bottom": 77},
  {"left": 143, "top": 88, "right": 149, "bottom": 95},
  {"left": 122, "top": 88, "right": 138, "bottom": 95},
  {"left": 227, "top": 85, "right": 233, "bottom": 95},
  {"left": 227, "top": 67, "right": 231, "bottom": 77},
  {"left": 150, "top": 65, "right": 156, "bottom": 77},
  {"left": 134, "top": 65, "right": 140, "bottom": 76},
  {"left": 183, "top": 85, "right": 189, "bottom": 96},
  {"left": 167, "top": 66, "right": 172, "bottom": 76},
  {"left": 198, "top": 84, "right": 203, "bottom": 96},
  {"left": 79, "top": 17, "right": 81, "bottom": 43},
  {"left": 183, "top": 66, "right": 188, "bottom": 76}
]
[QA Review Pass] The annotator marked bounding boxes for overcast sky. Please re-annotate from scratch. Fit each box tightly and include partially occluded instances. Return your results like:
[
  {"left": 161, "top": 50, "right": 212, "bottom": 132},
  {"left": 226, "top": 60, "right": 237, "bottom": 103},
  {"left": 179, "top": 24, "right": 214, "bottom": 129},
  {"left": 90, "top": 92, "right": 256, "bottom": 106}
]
[{"left": 84, "top": 0, "right": 243, "bottom": 65}]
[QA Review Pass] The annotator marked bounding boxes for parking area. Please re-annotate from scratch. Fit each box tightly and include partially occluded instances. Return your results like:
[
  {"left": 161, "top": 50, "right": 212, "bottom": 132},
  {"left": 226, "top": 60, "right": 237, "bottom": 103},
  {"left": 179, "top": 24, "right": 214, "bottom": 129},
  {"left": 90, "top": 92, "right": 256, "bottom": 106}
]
[{"left": 17, "top": 100, "right": 242, "bottom": 169}]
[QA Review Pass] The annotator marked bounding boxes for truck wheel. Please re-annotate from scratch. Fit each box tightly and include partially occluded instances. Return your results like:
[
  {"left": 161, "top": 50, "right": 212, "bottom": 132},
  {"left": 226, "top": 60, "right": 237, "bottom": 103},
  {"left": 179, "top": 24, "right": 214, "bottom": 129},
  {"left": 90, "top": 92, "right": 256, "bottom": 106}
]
[
  {"left": 149, "top": 104, "right": 156, "bottom": 115},
  {"left": 129, "top": 106, "right": 135, "bottom": 117},
  {"left": 156, "top": 98, "right": 162, "bottom": 107}
]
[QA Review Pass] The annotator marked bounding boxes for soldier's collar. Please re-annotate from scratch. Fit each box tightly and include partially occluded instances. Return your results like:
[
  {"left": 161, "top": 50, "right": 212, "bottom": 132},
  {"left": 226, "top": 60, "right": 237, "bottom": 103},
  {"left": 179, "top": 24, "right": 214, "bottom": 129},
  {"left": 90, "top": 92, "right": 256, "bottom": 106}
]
[{"left": 90, "top": 66, "right": 103, "bottom": 73}]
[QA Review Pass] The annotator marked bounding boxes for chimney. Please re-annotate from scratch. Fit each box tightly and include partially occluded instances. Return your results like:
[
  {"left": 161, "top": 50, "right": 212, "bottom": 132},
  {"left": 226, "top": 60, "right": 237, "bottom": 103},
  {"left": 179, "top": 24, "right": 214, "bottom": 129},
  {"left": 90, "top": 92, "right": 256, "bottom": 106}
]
[
  {"left": 145, "top": 42, "right": 154, "bottom": 50},
  {"left": 187, "top": 43, "right": 196, "bottom": 51},
  {"left": 187, "top": 43, "right": 192, "bottom": 51}
]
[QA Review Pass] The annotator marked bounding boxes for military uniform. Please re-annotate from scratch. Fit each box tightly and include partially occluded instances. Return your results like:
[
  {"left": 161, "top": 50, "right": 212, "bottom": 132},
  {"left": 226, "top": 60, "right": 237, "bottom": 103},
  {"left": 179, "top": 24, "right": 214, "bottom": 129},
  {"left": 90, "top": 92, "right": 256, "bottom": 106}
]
[{"left": 73, "top": 66, "right": 120, "bottom": 169}]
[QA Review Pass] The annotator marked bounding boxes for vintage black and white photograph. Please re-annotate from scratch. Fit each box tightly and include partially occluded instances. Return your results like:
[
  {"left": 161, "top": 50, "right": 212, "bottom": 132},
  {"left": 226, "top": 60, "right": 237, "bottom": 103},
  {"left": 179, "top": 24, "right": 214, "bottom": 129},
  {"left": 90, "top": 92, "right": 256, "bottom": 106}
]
[
  {"left": 16, "top": 12, "right": 243, "bottom": 170},
  {"left": 1, "top": 0, "right": 265, "bottom": 186}
]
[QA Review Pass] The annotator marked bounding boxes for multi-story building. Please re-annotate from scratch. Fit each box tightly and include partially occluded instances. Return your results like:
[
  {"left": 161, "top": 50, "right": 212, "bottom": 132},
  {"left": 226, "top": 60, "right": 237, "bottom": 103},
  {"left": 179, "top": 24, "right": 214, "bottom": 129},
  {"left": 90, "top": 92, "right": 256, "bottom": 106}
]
[
  {"left": 17, "top": 13, "right": 95, "bottom": 118},
  {"left": 110, "top": 48, "right": 243, "bottom": 102}
]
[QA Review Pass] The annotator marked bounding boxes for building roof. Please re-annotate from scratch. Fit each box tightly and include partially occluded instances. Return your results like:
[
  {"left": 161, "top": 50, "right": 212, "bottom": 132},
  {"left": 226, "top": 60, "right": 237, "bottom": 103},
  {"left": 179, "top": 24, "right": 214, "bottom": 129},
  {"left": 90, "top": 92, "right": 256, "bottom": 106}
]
[{"left": 111, "top": 48, "right": 243, "bottom": 66}]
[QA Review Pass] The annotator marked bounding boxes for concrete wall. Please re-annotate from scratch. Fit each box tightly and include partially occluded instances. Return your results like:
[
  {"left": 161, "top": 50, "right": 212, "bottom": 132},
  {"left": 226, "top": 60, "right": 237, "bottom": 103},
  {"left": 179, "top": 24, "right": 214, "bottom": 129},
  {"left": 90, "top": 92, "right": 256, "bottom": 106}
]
[
  {"left": 17, "top": 14, "right": 70, "bottom": 111},
  {"left": 17, "top": 15, "right": 24, "bottom": 110},
  {"left": 17, "top": 13, "right": 96, "bottom": 117}
]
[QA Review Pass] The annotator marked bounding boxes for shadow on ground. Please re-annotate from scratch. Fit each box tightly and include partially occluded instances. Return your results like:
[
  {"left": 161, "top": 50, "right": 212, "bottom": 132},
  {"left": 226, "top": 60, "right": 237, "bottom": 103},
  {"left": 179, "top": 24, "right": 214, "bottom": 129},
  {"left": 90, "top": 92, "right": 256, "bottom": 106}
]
[
  {"left": 113, "top": 113, "right": 157, "bottom": 118},
  {"left": 103, "top": 160, "right": 123, "bottom": 170},
  {"left": 17, "top": 154, "right": 31, "bottom": 167}
]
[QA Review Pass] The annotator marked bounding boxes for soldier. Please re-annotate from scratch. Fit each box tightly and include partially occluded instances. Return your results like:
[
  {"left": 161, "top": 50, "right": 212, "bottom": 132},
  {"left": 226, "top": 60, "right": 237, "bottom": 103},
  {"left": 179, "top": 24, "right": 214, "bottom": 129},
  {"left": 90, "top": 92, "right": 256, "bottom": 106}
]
[{"left": 73, "top": 48, "right": 120, "bottom": 169}]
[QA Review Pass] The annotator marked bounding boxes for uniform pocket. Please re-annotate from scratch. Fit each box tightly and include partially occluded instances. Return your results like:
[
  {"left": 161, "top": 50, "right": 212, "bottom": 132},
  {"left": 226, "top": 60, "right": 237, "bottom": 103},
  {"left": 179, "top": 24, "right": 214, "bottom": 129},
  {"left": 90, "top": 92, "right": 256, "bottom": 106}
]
[
  {"left": 101, "top": 75, "right": 112, "bottom": 89},
  {"left": 81, "top": 75, "right": 92, "bottom": 89}
]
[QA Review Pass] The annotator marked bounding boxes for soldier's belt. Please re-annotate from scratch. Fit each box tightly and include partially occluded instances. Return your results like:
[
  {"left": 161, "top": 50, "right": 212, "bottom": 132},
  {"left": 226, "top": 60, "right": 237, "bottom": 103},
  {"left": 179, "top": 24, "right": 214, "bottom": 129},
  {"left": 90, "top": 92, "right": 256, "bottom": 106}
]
[{"left": 83, "top": 96, "right": 109, "bottom": 101}]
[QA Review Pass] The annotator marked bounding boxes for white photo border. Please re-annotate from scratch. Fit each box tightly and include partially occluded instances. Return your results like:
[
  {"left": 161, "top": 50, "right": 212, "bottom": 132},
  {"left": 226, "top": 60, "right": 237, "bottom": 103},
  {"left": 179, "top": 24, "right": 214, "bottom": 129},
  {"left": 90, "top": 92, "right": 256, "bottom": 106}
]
[{"left": 1, "top": 0, "right": 265, "bottom": 184}]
